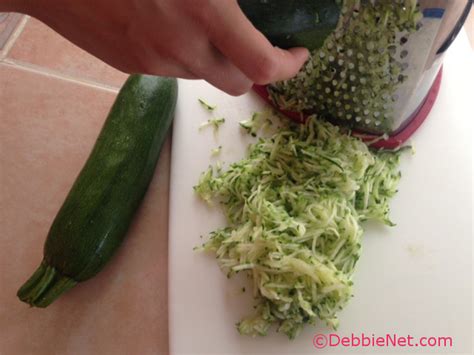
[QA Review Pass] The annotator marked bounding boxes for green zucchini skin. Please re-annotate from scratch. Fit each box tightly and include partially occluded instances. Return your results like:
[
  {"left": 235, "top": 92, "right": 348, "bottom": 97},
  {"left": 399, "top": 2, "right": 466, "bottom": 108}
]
[
  {"left": 238, "top": 0, "right": 340, "bottom": 51},
  {"left": 18, "top": 75, "right": 178, "bottom": 307}
]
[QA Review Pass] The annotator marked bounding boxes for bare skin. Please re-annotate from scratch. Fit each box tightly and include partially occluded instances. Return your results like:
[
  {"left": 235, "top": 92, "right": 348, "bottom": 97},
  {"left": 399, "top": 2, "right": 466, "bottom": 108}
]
[{"left": 1, "top": 0, "right": 309, "bottom": 95}]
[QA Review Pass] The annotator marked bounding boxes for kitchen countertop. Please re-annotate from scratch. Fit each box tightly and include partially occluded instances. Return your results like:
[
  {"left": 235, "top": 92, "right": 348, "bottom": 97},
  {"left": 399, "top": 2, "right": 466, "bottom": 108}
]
[
  {"left": 0, "top": 15, "right": 170, "bottom": 355},
  {"left": 0, "top": 11, "right": 473, "bottom": 355}
]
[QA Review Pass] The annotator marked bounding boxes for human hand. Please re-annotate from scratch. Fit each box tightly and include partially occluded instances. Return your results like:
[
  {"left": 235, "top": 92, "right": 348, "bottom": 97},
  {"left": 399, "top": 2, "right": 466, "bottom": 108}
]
[{"left": 6, "top": 0, "right": 309, "bottom": 95}]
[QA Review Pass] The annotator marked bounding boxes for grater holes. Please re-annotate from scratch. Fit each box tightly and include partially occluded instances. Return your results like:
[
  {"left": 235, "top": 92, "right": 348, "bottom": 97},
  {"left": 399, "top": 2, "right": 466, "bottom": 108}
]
[{"left": 267, "top": 0, "right": 422, "bottom": 132}]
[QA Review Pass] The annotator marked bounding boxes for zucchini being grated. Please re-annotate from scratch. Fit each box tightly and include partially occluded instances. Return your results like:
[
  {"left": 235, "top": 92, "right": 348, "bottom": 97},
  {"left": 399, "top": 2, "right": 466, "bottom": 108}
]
[{"left": 194, "top": 112, "right": 405, "bottom": 339}]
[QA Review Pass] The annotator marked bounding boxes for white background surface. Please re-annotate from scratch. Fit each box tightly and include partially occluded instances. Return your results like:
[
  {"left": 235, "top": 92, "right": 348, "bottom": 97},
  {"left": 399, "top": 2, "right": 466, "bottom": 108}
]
[{"left": 168, "top": 31, "right": 473, "bottom": 355}]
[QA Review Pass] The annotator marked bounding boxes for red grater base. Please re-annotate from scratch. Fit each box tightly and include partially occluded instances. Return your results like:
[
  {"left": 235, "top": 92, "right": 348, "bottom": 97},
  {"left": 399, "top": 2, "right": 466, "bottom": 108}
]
[{"left": 253, "top": 67, "right": 443, "bottom": 149}]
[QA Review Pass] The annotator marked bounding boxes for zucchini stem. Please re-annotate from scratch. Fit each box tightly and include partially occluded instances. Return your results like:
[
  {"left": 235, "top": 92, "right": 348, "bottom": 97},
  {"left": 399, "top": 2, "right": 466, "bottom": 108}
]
[{"left": 17, "top": 262, "right": 77, "bottom": 307}]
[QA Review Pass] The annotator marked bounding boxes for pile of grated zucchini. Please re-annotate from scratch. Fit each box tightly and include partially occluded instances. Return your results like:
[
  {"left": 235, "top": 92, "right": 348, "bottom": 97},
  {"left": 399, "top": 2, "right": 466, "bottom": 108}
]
[{"left": 194, "top": 111, "right": 406, "bottom": 339}]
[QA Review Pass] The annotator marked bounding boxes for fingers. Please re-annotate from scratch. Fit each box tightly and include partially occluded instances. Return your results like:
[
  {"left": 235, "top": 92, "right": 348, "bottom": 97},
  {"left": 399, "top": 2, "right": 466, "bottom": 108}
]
[
  {"left": 119, "top": 57, "right": 199, "bottom": 80},
  {"left": 191, "top": 49, "right": 254, "bottom": 96},
  {"left": 123, "top": 0, "right": 309, "bottom": 96},
  {"left": 118, "top": 42, "right": 200, "bottom": 80},
  {"left": 127, "top": 13, "right": 251, "bottom": 94},
  {"left": 177, "top": 40, "right": 253, "bottom": 96},
  {"left": 206, "top": 0, "right": 309, "bottom": 85}
]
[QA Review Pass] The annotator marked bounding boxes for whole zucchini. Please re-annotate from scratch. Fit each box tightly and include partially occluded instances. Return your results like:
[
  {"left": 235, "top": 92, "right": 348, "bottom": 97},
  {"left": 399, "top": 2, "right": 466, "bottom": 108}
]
[
  {"left": 17, "top": 75, "right": 178, "bottom": 307},
  {"left": 238, "top": 0, "right": 340, "bottom": 50}
]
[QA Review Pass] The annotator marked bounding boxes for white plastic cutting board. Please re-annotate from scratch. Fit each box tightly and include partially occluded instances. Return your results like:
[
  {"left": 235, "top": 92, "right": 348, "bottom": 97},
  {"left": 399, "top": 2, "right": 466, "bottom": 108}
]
[{"left": 169, "top": 32, "right": 473, "bottom": 355}]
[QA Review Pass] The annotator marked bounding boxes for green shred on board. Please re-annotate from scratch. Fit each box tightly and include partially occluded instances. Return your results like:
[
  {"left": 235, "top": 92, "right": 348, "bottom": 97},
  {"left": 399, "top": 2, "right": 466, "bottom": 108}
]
[
  {"left": 198, "top": 98, "right": 217, "bottom": 111},
  {"left": 240, "top": 112, "right": 275, "bottom": 138},
  {"left": 194, "top": 111, "right": 406, "bottom": 339},
  {"left": 211, "top": 146, "right": 223, "bottom": 157},
  {"left": 199, "top": 117, "right": 226, "bottom": 133}
]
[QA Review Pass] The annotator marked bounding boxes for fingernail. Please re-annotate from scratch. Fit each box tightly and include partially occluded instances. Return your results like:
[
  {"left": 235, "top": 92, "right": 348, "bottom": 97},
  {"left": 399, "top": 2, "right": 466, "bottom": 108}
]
[{"left": 290, "top": 47, "right": 310, "bottom": 62}]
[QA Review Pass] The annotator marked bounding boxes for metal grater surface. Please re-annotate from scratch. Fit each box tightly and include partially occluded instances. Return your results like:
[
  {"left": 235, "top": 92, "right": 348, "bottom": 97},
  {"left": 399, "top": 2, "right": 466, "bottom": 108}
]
[{"left": 268, "top": 0, "right": 424, "bottom": 134}]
